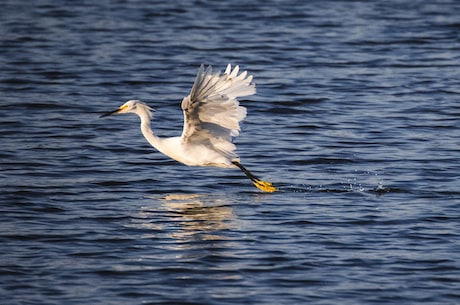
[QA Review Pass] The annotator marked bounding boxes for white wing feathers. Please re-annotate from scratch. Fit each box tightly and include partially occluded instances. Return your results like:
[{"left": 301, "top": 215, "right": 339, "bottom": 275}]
[{"left": 181, "top": 64, "right": 256, "bottom": 158}]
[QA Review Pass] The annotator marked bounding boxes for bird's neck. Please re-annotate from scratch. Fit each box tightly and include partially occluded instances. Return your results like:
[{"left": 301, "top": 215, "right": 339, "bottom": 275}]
[{"left": 138, "top": 112, "right": 162, "bottom": 150}]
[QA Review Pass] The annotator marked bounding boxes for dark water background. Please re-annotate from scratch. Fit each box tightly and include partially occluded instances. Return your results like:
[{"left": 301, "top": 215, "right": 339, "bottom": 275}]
[{"left": 1, "top": 0, "right": 460, "bottom": 304}]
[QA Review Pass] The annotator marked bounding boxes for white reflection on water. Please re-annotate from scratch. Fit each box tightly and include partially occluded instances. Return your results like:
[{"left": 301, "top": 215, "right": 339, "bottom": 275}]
[
  {"left": 161, "top": 194, "right": 236, "bottom": 242},
  {"left": 133, "top": 194, "right": 239, "bottom": 251}
]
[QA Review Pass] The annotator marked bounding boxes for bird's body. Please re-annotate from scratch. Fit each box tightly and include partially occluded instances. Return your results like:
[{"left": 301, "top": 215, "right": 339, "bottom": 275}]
[{"left": 101, "top": 64, "right": 276, "bottom": 192}]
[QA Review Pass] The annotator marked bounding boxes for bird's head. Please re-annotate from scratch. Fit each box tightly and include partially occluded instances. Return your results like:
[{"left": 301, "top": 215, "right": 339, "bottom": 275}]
[{"left": 100, "top": 100, "right": 153, "bottom": 119}]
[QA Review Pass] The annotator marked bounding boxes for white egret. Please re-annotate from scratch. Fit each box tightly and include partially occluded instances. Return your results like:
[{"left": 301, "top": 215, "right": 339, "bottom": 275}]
[{"left": 100, "top": 64, "right": 276, "bottom": 192}]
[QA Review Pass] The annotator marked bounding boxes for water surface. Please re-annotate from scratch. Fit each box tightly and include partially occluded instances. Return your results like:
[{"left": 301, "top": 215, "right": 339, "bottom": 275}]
[{"left": 1, "top": 0, "right": 459, "bottom": 304}]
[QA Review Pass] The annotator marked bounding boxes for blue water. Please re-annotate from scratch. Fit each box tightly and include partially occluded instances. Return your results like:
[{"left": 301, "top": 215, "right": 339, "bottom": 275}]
[{"left": 1, "top": 0, "right": 460, "bottom": 304}]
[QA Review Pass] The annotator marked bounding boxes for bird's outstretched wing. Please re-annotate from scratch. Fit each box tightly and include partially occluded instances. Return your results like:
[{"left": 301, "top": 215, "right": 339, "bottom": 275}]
[{"left": 181, "top": 64, "right": 256, "bottom": 157}]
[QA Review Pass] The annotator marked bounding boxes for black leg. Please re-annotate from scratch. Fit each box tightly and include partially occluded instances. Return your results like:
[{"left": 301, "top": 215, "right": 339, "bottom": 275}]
[{"left": 232, "top": 161, "right": 276, "bottom": 192}]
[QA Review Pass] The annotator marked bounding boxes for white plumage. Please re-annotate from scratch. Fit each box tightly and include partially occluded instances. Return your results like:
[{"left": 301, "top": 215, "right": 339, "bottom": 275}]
[{"left": 101, "top": 64, "right": 276, "bottom": 192}]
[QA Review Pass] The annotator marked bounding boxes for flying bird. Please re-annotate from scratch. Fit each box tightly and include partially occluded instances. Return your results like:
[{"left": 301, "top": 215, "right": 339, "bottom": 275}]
[{"left": 100, "top": 64, "right": 276, "bottom": 192}]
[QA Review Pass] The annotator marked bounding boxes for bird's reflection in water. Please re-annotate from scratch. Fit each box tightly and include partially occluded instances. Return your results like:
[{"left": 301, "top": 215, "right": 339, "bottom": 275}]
[
  {"left": 137, "top": 194, "right": 239, "bottom": 256},
  {"left": 162, "top": 194, "right": 236, "bottom": 242}
]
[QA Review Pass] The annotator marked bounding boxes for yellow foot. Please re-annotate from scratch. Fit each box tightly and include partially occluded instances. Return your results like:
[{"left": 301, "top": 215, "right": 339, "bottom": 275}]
[
  {"left": 231, "top": 161, "right": 277, "bottom": 193},
  {"left": 253, "top": 179, "right": 277, "bottom": 193}
]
